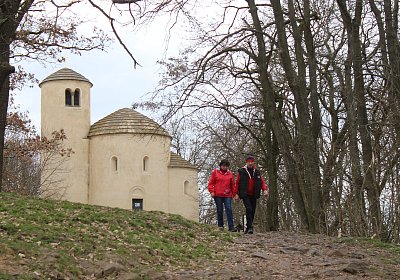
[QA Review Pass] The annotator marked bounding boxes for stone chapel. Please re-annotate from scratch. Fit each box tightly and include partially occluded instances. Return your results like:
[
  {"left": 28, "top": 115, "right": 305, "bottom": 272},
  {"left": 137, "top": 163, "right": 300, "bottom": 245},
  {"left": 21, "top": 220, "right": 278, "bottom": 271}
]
[{"left": 39, "top": 68, "right": 199, "bottom": 221}]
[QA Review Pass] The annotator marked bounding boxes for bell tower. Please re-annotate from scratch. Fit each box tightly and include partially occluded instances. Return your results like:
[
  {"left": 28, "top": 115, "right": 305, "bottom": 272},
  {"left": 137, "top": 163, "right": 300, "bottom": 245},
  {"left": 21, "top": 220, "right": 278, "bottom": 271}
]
[{"left": 39, "top": 68, "right": 92, "bottom": 203}]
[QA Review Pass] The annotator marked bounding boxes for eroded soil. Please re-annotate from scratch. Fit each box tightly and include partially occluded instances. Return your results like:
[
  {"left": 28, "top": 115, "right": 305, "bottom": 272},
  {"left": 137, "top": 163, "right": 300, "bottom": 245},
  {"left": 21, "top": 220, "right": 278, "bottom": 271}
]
[{"left": 166, "top": 231, "right": 400, "bottom": 280}]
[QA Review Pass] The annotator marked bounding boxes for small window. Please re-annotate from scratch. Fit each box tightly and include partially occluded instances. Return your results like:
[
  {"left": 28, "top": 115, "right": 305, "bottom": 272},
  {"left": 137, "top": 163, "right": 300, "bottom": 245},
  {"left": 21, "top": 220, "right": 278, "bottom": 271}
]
[
  {"left": 73, "top": 89, "right": 80, "bottom": 106},
  {"left": 143, "top": 156, "right": 149, "bottom": 172},
  {"left": 111, "top": 156, "right": 118, "bottom": 173},
  {"left": 65, "top": 89, "right": 72, "bottom": 106},
  {"left": 132, "top": 199, "right": 143, "bottom": 210},
  {"left": 184, "top": 180, "right": 190, "bottom": 195}
]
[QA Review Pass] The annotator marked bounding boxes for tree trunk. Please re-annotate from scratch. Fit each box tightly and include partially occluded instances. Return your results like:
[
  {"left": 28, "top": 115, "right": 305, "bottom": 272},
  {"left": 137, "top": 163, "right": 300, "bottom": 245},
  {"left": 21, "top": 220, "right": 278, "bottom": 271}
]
[
  {"left": 0, "top": 1, "right": 20, "bottom": 191},
  {"left": 246, "top": 0, "right": 311, "bottom": 231},
  {"left": 263, "top": 110, "right": 280, "bottom": 231},
  {"left": 270, "top": 0, "right": 322, "bottom": 233},
  {"left": 336, "top": 0, "right": 383, "bottom": 236},
  {"left": 0, "top": 0, "right": 35, "bottom": 191},
  {"left": 370, "top": 0, "right": 400, "bottom": 239},
  {"left": 382, "top": 0, "right": 400, "bottom": 147},
  {"left": 0, "top": 57, "right": 14, "bottom": 192}
]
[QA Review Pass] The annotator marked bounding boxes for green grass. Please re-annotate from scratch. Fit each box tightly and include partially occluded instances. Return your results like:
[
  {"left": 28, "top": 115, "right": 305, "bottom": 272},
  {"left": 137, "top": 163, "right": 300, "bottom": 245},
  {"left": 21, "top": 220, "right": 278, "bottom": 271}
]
[
  {"left": 336, "top": 236, "right": 400, "bottom": 265},
  {"left": 0, "top": 192, "right": 235, "bottom": 279}
]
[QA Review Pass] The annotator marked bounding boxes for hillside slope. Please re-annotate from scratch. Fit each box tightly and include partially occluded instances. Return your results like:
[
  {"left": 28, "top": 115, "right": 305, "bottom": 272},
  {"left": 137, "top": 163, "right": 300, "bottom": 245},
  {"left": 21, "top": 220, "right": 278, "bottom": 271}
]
[
  {"left": 0, "top": 192, "right": 232, "bottom": 279},
  {"left": 1, "top": 192, "right": 399, "bottom": 279}
]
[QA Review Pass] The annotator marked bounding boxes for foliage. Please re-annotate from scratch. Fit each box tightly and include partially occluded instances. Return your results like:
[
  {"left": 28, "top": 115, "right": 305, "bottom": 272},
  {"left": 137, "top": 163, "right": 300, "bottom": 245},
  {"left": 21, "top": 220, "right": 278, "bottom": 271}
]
[
  {"left": 3, "top": 100, "right": 73, "bottom": 196},
  {"left": 9, "top": 0, "right": 112, "bottom": 89},
  {"left": 0, "top": 0, "right": 113, "bottom": 194}
]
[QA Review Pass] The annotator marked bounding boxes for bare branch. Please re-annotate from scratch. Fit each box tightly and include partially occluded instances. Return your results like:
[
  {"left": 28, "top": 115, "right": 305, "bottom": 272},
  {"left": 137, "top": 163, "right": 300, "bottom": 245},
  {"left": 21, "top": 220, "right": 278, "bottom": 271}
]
[
  {"left": 87, "top": 0, "right": 141, "bottom": 67},
  {"left": 112, "top": 0, "right": 142, "bottom": 3}
]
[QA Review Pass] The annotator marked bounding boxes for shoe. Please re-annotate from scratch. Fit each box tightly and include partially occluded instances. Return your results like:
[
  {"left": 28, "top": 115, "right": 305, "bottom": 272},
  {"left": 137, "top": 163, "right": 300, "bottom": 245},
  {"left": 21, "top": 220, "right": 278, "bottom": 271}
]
[
  {"left": 235, "top": 224, "right": 244, "bottom": 232},
  {"left": 245, "top": 227, "right": 254, "bottom": 234},
  {"left": 218, "top": 227, "right": 224, "bottom": 231},
  {"left": 228, "top": 228, "right": 238, "bottom": 232}
]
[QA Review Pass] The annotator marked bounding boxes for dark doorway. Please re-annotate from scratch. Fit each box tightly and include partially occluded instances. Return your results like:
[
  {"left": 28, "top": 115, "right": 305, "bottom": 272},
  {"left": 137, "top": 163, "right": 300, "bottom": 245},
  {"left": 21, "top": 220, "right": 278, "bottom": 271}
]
[{"left": 132, "top": 199, "right": 143, "bottom": 210}]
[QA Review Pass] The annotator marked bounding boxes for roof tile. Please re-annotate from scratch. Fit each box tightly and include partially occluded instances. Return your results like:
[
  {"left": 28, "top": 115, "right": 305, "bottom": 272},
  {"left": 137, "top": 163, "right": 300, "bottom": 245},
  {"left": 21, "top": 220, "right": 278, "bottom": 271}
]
[
  {"left": 169, "top": 152, "right": 198, "bottom": 169},
  {"left": 39, "top": 68, "right": 92, "bottom": 87},
  {"left": 88, "top": 108, "right": 171, "bottom": 138}
]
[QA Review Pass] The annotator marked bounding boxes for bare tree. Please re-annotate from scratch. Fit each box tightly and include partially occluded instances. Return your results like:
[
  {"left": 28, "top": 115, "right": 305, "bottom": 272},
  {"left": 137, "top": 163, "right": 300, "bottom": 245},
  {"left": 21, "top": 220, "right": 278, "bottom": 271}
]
[
  {"left": 3, "top": 102, "right": 72, "bottom": 197},
  {"left": 91, "top": 0, "right": 400, "bottom": 240},
  {"left": 1, "top": 0, "right": 112, "bottom": 191}
]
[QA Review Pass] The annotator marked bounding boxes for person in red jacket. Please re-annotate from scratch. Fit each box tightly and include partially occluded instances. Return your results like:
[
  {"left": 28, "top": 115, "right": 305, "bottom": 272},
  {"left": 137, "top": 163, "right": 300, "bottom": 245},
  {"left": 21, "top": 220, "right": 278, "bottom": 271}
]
[
  {"left": 233, "top": 156, "right": 268, "bottom": 234},
  {"left": 208, "top": 159, "right": 237, "bottom": 232}
]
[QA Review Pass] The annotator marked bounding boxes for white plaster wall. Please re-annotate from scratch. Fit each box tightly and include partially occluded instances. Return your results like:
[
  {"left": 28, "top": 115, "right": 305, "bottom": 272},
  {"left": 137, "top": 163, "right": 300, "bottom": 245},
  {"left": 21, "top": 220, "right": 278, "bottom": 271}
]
[
  {"left": 40, "top": 80, "right": 91, "bottom": 203},
  {"left": 168, "top": 167, "right": 199, "bottom": 221},
  {"left": 88, "top": 134, "right": 171, "bottom": 212}
]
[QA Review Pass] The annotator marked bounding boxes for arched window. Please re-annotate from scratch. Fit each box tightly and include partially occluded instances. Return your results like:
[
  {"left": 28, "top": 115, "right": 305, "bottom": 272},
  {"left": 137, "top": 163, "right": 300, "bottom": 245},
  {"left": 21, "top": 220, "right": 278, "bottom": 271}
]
[
  {"left": 65, "top": 89, "right": 72, "bottom": 106},
  {"left": 184, "top": 181, "right": 190, "bottom": 195},
  {"left": 143, "top": 156, "right": 150, "bottom": 172},
  {"left": 111, "top": 156, "right": 118, "bottom": 173},
  {"left": 73, "top": 89, "right": 80, "bottom": 106}
]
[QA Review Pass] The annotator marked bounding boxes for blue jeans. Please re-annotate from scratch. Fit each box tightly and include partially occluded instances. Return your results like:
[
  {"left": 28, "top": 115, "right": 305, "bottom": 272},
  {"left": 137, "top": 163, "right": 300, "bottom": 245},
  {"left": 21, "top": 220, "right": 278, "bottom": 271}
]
[{"left": 214, "top": 197, "right": 234, "bottom": 230}]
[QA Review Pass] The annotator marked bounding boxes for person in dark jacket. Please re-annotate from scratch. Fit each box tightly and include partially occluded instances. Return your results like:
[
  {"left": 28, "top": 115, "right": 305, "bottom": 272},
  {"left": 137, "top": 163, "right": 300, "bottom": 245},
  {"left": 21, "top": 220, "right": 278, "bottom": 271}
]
[
  {"left": 233, "top": 156, "right": 268, "bottom": 234},
  {"left": 208, "top": 159, "right": 237, "bottom": 232}
]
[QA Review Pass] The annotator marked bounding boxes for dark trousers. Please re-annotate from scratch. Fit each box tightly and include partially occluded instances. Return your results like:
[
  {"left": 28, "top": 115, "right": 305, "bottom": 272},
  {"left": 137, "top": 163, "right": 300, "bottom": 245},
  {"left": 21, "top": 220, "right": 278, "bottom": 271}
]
[
  {"left": 214, "top": 197, "right": 234, "bottom": 230},
  {"left": 242, "top": 196, "right": 257, "bottom": 229}
]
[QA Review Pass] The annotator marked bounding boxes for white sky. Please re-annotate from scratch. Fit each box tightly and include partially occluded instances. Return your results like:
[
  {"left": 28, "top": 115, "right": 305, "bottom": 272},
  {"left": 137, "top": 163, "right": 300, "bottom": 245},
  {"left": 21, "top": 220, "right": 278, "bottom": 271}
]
[{"left": 12, "top": 5, "right": 181, "bottom": 132}]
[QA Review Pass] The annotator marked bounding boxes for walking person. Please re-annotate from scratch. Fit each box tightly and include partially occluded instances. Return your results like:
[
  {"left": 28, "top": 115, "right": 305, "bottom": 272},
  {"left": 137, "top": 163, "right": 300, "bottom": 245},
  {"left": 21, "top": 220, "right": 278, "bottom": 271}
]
[
  {"left": 208, "top": 159, "right": 237, "bottom": 232},
  {"left": 234, "top": 155, "right": 268, "bottom": 234}
]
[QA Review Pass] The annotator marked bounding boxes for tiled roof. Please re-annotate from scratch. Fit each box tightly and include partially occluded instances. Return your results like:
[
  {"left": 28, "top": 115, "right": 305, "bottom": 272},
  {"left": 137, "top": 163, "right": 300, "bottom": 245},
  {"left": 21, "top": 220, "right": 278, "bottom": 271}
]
[
  {"left": 39, "top": 68, "right": 92, "bottom": 87},
  {"left": 88, "top": 108, "right": 171, "bottom": 138},
  {"left": 169, "top": 152, "right": 198, "bottom": 169}
]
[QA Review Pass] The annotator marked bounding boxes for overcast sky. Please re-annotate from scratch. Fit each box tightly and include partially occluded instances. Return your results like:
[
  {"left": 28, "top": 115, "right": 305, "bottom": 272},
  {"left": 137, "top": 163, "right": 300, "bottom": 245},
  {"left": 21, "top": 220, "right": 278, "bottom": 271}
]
[{"left": 12, "top": 6, "right": 181, "bottom": 132}]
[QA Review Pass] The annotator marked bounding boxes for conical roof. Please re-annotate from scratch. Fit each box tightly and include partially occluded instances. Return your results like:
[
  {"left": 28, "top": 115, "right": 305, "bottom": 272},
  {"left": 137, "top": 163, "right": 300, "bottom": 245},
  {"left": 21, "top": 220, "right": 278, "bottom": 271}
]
[
  {"left": 39, "top": 67, "right": 92, "bottom": 87},
  {"left": 169, "top": 152, "right": 198, "bottom": 170},
  {"left": 88, "top": 108, "right": 171, "bottom": 138}
]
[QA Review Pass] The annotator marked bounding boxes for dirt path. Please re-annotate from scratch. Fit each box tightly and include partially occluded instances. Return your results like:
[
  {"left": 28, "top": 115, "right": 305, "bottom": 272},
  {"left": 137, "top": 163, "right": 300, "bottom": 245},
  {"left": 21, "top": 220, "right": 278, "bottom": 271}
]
[
  {"left": 3, "top": 230, "right": 399, "bottom": 279},
  {"left": 163, "top": 231, "right": 399, "bottom": 280}
]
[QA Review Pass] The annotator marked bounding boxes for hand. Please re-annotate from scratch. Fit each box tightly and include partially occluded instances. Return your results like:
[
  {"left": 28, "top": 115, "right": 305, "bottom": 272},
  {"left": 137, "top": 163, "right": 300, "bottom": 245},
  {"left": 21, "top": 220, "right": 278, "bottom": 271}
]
[
  {"left": 263, "top": 190, "right": 269, "bottom": 198},
  {"left": 233, "top": 194, "right": 239, "bottom": 200},
  {"left": 210, "top": 192, "right": 215, "bottom": 197}
]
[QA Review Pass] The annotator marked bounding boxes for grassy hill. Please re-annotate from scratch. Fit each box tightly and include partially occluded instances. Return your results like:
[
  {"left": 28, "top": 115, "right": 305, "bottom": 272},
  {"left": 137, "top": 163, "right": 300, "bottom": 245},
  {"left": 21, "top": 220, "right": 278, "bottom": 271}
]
[
  {"left": 3, "top": 192, "right": 400, "bottom": 279},
  {"left": 0, "top": 192, "right": 234, "bottom": 279}
]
